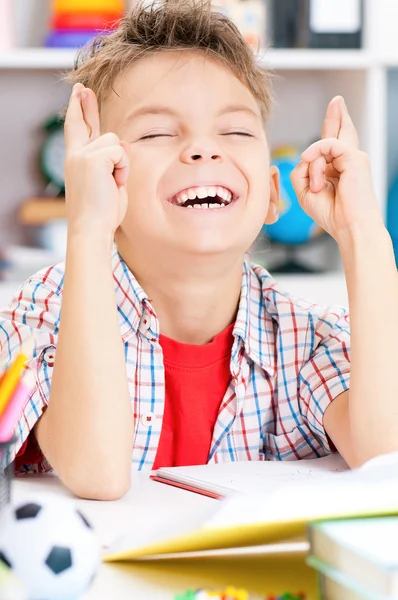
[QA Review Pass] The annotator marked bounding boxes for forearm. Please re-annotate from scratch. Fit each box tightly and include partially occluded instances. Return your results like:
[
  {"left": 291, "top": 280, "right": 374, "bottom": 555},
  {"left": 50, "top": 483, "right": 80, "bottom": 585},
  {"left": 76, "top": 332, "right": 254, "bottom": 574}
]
[
  {"left": 339, "top": 223, "right": 398, "bottom": 463},
  {"left": 36, "top": 233, "right": 133, "bottom": 499}
]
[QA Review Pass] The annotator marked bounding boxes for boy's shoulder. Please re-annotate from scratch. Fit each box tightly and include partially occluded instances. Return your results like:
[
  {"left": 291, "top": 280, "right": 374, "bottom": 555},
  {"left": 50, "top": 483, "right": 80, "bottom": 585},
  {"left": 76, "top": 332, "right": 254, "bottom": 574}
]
[
  {"left": 249, "top": 261, "right": 347, "bottom": 317},
  {"left": 247, "top": 262, "right": 349, "bottom": 350},
  {"left": 17, "top": 257, "right": 348, "bottom": 335},
  {"left": 25, "top": 262, "right": 66, "bottom": 294}
]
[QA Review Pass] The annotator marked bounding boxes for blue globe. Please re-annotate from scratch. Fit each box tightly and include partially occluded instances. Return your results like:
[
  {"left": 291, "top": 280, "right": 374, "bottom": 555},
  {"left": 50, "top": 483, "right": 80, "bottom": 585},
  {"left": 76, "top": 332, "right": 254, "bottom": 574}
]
[{"left": 264, "top": 148, "right": 324, "bottom": 246}]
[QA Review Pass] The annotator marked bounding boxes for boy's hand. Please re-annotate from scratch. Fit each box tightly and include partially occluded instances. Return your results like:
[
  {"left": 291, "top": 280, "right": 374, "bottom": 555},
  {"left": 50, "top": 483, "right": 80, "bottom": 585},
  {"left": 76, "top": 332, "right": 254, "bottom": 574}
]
[
  {"left": 64, "top": 83, "right": 130, "bottom": 241},
  {"left": 290, "top": 96, "right": 384, "bottom": 243}
]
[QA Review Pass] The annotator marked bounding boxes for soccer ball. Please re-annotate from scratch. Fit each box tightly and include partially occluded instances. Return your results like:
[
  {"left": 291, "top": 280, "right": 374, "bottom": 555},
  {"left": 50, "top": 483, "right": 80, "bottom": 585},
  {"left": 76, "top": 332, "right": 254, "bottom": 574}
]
[{"left": 0, "top": 493, "right": 101, "bottom": 600}]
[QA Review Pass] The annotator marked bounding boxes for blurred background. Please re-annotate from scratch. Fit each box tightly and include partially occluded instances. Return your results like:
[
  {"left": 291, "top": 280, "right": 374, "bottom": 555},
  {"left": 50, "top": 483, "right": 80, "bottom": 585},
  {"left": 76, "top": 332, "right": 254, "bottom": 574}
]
[{"left": 0, "top": 0, "right": 397, "bottom": 307}]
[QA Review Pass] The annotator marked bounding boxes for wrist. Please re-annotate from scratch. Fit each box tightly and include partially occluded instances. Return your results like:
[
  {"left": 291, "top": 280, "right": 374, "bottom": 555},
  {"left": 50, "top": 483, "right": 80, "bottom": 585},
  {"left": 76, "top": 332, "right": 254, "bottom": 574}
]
[
  {"left": 337, "top": 221, "right": 396, "bottom": 275},
  {"left": 67, "top": 227, "right": 115, "bottom": 254},
  {"left": 336, "top": 219, "right": 389, "bottom": 255}
]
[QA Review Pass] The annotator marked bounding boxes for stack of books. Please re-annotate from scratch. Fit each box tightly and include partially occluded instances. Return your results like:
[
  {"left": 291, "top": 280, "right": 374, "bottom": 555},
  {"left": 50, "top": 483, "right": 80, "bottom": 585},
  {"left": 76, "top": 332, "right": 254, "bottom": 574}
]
[{"left": 308, "top": 516, "right": 398, "bottom": 600}]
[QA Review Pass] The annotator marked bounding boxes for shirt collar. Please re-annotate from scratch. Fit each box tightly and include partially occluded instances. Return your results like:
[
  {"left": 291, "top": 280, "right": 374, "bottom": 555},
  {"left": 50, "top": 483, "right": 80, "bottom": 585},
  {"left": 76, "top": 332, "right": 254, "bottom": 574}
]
[
  {"left": 233, "top": 261, "right": 276, "bottom": 375},
  {"left": 112, "top": 247, "right": 149, "bottom": 341},
  {"left": 112, "top": 248, "right": 276, "bottom": 374}
]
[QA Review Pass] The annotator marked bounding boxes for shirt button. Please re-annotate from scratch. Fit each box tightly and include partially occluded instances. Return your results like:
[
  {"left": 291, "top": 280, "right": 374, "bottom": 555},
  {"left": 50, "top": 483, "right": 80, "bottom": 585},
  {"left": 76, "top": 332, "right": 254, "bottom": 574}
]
[
  {"left": 140, "top": 315, "right": 151, "bottom": 333},
  {"left": 141, "top": 412, "right": 155, "bottom": 427},
  {"left": 43, "top": 350, "right": 55, "bottom": 367}
]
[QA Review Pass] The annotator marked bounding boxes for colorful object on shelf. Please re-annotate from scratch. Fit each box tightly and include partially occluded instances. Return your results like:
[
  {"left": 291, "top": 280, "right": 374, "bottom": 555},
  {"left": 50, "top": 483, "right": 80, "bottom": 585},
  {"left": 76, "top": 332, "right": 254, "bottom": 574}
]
[
  {"left": 387, "top": 169, "right": 398, "bottom": 267},
  {"left": 54, "top": 0, "right": 124, "bottom": 12},
  {"left": 174, "top": 589, "right": 306, "bottom": 599},
  {"left": 0, "top": 494, "right": 101, "bottom": 600},
  {"left": 263, "top": 146, "right": 324, "bottom": 247},
  {"left": 40, "top": 115, "right": 65, "bottom": 193},
  {"left": 212, "top": 0, "right": 267, "bottom": 50},
  {"left": 45, "top": 0, "right": 124, "bottom": 48}
]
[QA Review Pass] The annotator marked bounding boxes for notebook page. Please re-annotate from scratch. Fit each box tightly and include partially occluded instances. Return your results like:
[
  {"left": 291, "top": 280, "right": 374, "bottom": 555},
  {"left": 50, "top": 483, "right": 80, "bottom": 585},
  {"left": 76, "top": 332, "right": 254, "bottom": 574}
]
[
  {"left": 155, "top": 453, "right": 349, "bottom": 497},
  {"left": 206, "top": 455, "right": 398, "bottom": 530}
]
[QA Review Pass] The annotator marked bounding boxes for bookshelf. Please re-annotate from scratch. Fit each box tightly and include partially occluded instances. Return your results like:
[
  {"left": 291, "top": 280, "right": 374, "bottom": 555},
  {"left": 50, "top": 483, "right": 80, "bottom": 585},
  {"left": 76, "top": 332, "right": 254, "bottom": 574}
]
[{"left": 0, "top": 0, "right": 397, "bottom": 284}]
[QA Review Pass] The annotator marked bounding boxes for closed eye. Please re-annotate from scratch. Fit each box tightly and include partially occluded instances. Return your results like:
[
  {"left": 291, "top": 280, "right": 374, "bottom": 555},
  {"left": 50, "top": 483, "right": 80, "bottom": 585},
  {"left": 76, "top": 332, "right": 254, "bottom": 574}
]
[
  {"left": 140, "top": 134, "right": 174, "bottom": 140},
  {"left": 139, "top": 132, "right": 254, "bottom": 140},
  {"left": 223, "top": 132, "right": 254, "bottom": 137}
]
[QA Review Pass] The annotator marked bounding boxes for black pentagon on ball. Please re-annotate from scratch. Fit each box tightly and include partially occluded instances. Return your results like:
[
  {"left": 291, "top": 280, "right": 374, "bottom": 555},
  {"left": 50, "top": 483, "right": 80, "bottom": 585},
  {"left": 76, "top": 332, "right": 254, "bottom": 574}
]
[
  {"left": 45, "top": 546, "right": 72, "bottom": 574},
  {"left": 15, "top": 502, "right": 42, "bottom": 520},
  {"left": 0, "top": 550, "right": 12, "bottom": 568},
  {"left": 76, "top": 509, "right": 92, "bottom": 529}
]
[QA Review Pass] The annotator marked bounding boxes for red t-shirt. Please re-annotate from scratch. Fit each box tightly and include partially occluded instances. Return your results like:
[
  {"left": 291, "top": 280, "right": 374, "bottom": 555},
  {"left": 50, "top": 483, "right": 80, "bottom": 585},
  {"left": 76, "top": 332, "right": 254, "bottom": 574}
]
[
  {"left": 153, "top": 323, "right": 234, "bottom": 469},
  {"left": 15, "top": 323, "right": 234, "bottom": 471}
]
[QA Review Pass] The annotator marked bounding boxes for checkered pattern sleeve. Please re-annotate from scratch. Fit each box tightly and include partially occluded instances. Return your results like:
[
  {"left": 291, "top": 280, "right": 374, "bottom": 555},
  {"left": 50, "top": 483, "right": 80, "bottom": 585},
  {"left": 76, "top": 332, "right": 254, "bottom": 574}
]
[
  {"left": 0, "top": 269, "right": 63, "bottom": 471},
  {"left": 298, "top": 306, "right": 351, "bottom": 453}
]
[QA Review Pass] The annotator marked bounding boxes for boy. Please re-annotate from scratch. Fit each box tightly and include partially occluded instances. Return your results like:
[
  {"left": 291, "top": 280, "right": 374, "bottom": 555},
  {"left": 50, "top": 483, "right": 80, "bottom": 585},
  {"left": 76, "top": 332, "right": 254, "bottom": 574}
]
[{"left": 1, "top": 0, "right": 398, "bottom": 501}]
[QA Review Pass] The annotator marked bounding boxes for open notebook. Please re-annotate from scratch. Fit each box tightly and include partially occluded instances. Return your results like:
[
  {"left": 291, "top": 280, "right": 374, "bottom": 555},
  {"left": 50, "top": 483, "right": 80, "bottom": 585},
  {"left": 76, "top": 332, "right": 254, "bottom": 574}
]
[
  {"left": 150, "top": 453, "right": 348, "bottom": 499},
  {"left": 103, "top": 451, "right": 398, "bottom": 563}
]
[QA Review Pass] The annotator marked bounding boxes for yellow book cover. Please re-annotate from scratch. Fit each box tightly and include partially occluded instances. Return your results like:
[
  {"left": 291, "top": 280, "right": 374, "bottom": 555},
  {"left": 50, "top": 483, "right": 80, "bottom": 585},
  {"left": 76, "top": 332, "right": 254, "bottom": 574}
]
[{"left": 103, "top": 452, "right": 398, "bottom": 563}]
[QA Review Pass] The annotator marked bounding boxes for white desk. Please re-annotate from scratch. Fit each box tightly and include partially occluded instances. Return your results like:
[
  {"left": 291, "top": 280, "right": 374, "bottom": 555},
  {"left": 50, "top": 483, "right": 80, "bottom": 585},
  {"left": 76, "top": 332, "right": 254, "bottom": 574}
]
[{"left": 12, "top": 474, "right": 316, "bottom": 599}]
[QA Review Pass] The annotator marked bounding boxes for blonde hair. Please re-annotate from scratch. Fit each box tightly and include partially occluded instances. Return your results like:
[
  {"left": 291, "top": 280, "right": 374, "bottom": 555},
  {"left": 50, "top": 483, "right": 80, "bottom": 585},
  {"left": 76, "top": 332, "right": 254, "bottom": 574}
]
[{"left": 66, "top": 0, "right": 273, "bottom": 121}]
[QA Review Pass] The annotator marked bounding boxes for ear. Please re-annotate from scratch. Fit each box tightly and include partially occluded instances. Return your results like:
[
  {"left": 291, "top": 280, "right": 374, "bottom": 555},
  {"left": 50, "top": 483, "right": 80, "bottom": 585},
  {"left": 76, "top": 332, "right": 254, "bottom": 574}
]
[{"left": 264, "top": 165, "right": 280, "bottom": 225}]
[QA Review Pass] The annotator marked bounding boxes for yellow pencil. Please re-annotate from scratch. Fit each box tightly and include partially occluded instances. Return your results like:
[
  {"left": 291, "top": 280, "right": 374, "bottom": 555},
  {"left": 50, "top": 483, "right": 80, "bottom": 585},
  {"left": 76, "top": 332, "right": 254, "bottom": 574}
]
[{"left": 0, "top": 353, "right": 28, "bottom": 419}]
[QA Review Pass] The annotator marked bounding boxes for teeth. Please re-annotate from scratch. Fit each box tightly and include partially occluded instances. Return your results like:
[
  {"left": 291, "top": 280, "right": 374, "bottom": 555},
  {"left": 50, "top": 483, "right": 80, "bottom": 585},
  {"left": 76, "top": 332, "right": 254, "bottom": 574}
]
[
  {"left": 185, "top": 202, "right": 226, "bottom": 210},
  {"left": 197, "top": 189, "right": 208, "bottom": 199},
  {"left": 173, "top": 185, "right": 234, "bottom": 205},
  {"left": 217, "top": 187, "right": 232, "bottom": 202}
]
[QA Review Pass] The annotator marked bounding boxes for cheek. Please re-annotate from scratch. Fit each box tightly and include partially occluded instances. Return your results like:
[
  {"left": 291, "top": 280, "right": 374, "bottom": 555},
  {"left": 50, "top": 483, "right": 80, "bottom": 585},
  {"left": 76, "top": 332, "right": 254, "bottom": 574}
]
[
  {"left": 247, "top": 162, "right": 271, "bottom": 200},
  {"left": 125, "top": 152, "right": 155, "bottom": 203},
  {"left": 239, "top": 145, "right": 270, "bottom": 187}
]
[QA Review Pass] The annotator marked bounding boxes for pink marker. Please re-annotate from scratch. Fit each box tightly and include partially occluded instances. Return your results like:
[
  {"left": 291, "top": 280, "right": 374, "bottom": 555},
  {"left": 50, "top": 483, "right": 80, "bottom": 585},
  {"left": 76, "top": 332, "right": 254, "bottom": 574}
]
[{"left": 0, "top": 371, "right": 36, "bottom": 443}]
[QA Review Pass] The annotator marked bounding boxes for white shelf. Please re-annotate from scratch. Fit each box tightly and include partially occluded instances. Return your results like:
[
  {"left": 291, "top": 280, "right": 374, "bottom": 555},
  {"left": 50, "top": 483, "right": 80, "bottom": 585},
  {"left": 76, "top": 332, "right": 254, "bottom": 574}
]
[
  {"left": 262, "top": 49, "right": 373, "bottom": 70},
  {"left": 0, "top": 47, "right": 375, "bottom": 71},
  {"left": 0, "top": 48, "right": 77, "bottom": 69}
]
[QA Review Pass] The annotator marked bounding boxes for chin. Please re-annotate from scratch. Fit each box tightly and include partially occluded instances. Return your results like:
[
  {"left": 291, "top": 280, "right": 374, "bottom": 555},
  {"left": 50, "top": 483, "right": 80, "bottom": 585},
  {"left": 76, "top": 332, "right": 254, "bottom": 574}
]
[{"left": 175, "top": 237, "right": 247, "bottom": 258}]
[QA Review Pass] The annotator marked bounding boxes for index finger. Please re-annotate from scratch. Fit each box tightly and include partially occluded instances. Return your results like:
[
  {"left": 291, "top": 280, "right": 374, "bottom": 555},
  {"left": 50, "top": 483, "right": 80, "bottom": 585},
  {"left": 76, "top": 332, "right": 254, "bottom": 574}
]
[
  {"left": 64, "top": 83, "right": 91, "bottom": 151},
  {"left": 322, "top": 96, "right": 359, "bottom": 149},
  {"left": 339, "top": 97, "right": 359, "bottom": 149},
  {"left": 81, "top": 87, "right": 101, "bottom": 142},
  {"left": 321, "top": 95, "right": 342, "bottom": 140}
]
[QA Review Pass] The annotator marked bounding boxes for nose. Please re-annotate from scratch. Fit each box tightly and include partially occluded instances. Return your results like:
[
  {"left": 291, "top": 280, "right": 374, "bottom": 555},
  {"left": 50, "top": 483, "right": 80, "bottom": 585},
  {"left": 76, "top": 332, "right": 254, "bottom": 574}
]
[
  {"left": 189, "top": 153, "right": 221, "bottom": 162},
  {"left": 180, "top": 139, "right": 222, "bottom": 164}
]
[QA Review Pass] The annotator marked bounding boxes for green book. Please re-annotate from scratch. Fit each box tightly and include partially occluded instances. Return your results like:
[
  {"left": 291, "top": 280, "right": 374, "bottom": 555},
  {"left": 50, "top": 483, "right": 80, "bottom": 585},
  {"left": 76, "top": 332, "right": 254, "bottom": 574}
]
[{"left": 308, "top": 517, "right": 398, "bottom": 599}]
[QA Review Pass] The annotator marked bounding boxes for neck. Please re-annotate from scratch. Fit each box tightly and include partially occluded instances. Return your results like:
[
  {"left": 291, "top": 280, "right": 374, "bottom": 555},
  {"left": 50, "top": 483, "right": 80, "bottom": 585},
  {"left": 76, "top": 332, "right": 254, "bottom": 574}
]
[{"left": 117, "top": 240, "right": 244, "bottom": 345}]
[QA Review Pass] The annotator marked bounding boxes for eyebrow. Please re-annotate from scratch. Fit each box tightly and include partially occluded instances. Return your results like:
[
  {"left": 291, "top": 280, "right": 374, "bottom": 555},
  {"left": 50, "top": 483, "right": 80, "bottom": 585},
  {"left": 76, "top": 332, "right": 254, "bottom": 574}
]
[{"left": 125, "top": 104, "right": 262, "bottom": 123}]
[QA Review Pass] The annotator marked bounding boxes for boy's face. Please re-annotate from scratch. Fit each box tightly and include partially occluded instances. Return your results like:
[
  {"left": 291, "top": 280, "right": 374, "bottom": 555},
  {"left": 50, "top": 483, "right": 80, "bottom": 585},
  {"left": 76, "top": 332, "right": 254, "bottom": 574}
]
[{"left": 102, "top": 51, "right": 279, "bottom": 259}]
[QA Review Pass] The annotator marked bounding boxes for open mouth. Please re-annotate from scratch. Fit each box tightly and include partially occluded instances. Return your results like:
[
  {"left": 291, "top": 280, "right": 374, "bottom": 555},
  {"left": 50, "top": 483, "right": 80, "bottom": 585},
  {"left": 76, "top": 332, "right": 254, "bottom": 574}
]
[{"left": 168, "top": 186, "right": 237, "bottom": 209}]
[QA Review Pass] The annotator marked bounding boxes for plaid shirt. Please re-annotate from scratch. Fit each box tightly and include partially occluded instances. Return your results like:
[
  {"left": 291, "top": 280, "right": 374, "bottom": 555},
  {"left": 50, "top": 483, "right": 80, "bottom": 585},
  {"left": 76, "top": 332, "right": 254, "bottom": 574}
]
[{"left": 0, "top": 247, "right": 350, "bottom": 473}]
